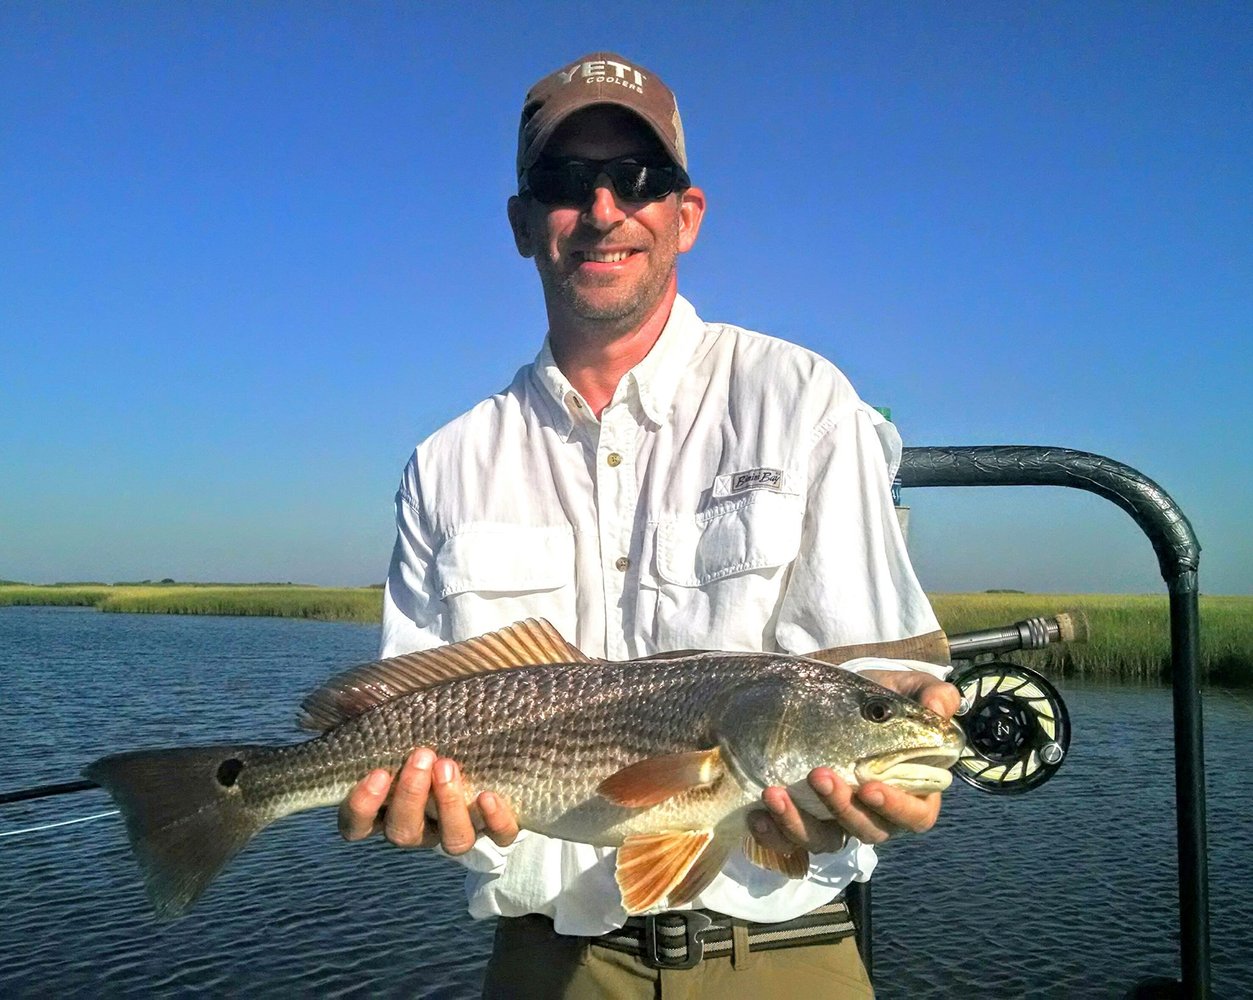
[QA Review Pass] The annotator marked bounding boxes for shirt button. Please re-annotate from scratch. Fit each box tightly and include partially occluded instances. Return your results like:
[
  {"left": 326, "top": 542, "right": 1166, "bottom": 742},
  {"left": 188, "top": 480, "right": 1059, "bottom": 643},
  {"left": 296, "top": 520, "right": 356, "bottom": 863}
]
[
  {"left": 606, "top": 452, "right": 622, "bottom": 467},
  {"left": 570, "top": 397, "right": 583, "bottom": 410},
  {"left": 615, "top": 556, "right": 630, "bottom": 572}
]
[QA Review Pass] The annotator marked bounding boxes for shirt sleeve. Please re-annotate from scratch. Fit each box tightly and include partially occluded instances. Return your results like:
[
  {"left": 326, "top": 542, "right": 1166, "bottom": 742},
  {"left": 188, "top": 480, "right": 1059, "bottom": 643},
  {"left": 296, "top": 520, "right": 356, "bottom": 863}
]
[
  {"left": 379, "top": 463, "right": 446, "bottom": 659},
  {"left": 774, "top": 404, "right": 941, "bottom": 657},
  {"left": 378, "top": 460, "right": 525, "bottom": 872}
]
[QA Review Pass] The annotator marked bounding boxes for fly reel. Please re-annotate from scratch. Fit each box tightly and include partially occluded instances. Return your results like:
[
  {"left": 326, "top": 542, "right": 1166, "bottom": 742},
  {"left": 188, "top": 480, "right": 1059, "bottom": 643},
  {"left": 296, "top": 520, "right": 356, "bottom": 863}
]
[{"left": 949, "top": 660, "right": 1070, "bottom": 794}]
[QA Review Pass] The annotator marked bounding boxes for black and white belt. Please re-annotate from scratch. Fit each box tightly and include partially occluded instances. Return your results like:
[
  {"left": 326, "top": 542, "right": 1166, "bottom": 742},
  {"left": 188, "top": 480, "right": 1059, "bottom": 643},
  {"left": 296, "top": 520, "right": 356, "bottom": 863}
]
[{"left": 592, "top": 898, "right": 855, "bottom": 970}]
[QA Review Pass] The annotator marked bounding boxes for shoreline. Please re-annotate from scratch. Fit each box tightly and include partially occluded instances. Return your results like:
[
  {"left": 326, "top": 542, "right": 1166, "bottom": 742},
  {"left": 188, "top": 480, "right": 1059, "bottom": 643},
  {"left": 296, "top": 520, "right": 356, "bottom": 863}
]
[{"left": 2, "top": 584, "right": 1249, "bottom": 686}]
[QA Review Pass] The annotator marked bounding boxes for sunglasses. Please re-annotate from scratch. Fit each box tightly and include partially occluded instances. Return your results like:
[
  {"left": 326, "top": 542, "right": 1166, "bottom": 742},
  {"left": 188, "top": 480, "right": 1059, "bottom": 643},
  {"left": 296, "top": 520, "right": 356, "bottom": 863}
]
[{"left": 521, "top": 155, "right": 691, "bottom": 206}]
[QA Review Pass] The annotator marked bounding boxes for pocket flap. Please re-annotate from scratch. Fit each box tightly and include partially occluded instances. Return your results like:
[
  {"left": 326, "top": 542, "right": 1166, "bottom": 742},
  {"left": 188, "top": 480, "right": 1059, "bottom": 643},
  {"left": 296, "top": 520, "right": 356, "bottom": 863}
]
[
  {"left": 656, "top": 492, "right": 803, "bottom": 587},
  {"left": 436, "top": 524, "right": 574, "bottom": 598}
]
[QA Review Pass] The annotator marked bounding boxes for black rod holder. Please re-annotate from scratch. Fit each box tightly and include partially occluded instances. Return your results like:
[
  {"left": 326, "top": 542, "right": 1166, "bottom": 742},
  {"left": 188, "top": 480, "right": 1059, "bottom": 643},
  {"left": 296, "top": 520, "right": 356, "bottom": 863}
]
[{"left": 857, "top": 445, "right": 1208, "bottom": 997}]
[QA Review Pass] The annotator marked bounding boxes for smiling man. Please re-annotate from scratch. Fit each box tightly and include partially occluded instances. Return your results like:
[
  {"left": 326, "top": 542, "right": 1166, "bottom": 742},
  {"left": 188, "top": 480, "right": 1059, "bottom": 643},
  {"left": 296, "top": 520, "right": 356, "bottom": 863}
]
[{"left": 341, "top": 52, "right": 958, "bottom": 998}]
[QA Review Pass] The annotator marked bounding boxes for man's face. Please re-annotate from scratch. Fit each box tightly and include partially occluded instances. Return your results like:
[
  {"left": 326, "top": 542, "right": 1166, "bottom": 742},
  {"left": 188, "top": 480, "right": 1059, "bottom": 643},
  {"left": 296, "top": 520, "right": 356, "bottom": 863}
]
[{"left": 508, "top": 106, "right": 704, "bottom": 334}]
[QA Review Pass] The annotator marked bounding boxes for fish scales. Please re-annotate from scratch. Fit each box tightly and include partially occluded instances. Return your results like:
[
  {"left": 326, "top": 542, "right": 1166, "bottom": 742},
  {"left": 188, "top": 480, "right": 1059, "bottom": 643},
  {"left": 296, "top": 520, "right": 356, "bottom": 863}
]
[
  {"left": 242, "top": 653, "right": 782, "bottom": 827},
  {"left": 84, "top": 622, "right": 964, "bottom": 918}
]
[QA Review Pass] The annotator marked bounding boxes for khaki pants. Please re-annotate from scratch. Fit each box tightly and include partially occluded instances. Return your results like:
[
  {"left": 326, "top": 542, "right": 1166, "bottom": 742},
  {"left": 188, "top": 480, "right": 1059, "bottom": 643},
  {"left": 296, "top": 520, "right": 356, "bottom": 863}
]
[{"left": 481, "top": 914, "right": 874, "bottom": 999}]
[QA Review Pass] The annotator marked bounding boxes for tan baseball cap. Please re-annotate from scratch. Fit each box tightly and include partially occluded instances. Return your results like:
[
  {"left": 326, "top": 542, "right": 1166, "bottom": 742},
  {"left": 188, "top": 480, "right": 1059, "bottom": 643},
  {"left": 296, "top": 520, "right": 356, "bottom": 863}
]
[{"left": 516, "top": 52, "right": 687, "bottom": 179}]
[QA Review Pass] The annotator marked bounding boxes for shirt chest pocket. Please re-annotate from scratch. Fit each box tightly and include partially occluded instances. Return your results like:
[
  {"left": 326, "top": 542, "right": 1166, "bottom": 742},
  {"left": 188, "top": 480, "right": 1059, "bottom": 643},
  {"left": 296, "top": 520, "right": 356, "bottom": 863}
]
[
  {"left": 435, "top": 524, "right": 576, "bottom": 640},
  {"left": 652, "top": 491, "right": 803, "bottom": 648},
  {"left": 656, "top": 490, "right": 804, "bottom": 587}
]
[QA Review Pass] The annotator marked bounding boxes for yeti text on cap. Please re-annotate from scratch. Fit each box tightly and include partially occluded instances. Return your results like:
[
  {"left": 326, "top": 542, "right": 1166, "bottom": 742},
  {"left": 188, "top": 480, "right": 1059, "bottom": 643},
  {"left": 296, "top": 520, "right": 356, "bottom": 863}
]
[{"left": 556, "top": 58, "right": 647, "bottom": 94}]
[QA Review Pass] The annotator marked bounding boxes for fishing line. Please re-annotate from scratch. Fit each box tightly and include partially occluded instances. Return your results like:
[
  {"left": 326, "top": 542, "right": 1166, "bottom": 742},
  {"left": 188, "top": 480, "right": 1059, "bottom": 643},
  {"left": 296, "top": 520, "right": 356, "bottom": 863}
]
[{"left": 0, "top": 810, "right": 119, "bottom": 840}]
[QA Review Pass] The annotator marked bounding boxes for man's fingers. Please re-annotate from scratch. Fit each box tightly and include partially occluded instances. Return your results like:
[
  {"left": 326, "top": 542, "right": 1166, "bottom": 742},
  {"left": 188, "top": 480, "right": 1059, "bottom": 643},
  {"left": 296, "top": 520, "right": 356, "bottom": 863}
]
[
  {"left": 339, "top": 768, "right": 392, "bottom": 842},
  {"left": 429, "top": 757, "right": 478, "bottom": 855},
  {"left": 755, "top": 786, "right": 845, "bottom": 854},
  {"left": 748, "top": 810, "right": 795, "bottom": 855},
  {"left": 383, "top": 748, "right": 438, "bottom": 848},
  {"left": 920, "top": 681, "right": 961, "bottom": 719},
  {"left": 478, "top": 791, "right": 521, "bottom": 848},
  {"left": 857, "top": 783, "right": 942, "bottom": 835},
  {"left": 808, "top": 769, "right": 899, "bottom": 845}
]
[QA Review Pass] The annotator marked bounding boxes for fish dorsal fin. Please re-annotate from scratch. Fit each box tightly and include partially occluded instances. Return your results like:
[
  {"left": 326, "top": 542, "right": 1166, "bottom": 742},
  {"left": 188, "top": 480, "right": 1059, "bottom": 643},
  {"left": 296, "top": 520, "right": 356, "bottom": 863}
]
[
  {"left": 616, "top": 830, "right": 715, "bottom": 914},
  {"left": 297, "top": 618, "right": 593, "bottom": 732},
  {"left": 596, "top": 749, "right": 726, "bottom": 808}
]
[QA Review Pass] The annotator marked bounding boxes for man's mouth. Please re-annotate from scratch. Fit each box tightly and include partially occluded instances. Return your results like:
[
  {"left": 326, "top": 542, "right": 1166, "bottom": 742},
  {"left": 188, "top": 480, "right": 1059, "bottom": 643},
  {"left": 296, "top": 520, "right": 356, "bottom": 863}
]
[{"left": 575, "top": 250, "right": 638, "bottom": 263}]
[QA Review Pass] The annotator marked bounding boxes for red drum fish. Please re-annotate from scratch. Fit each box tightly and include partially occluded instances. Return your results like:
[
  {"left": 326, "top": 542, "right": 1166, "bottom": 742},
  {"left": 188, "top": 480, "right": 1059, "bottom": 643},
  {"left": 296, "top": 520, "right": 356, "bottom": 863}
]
[{"left": 86, "top": 619, "right": 963, "bottom": 919}]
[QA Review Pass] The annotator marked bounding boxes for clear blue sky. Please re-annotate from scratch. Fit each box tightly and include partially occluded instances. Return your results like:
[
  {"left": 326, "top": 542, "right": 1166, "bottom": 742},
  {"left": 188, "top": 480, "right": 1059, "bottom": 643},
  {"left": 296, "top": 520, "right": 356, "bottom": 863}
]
[{"left": 2, "top": 2, "right": 1250, "bottom": 594}]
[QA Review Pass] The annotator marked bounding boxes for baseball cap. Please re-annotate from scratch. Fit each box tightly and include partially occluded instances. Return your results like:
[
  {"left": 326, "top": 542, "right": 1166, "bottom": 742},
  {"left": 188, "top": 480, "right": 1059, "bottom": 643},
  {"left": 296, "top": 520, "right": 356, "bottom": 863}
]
[{"left": 516, "top": 52, "right": 687, "bottom": 179}]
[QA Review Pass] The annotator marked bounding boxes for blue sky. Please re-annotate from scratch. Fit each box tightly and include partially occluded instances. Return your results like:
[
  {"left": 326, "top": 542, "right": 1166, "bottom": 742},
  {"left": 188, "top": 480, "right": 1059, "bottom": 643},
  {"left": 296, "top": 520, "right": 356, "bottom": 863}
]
[{"left": 2, "top": 2, "right": 1249, "bottom": 594}]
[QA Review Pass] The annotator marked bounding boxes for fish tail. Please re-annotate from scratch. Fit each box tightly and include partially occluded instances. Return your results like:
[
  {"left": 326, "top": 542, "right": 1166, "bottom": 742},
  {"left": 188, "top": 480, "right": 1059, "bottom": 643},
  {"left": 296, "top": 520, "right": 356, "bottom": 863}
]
[{"left": 84, "top": 745, "right": 275, "bottom": 920}]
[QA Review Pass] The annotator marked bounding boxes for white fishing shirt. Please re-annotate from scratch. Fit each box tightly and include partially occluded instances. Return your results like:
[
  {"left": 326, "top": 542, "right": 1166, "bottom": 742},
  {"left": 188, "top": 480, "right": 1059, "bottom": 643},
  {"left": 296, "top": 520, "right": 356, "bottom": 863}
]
[{"left": 380, "top": 294, "right": 944, "bottom": 935}]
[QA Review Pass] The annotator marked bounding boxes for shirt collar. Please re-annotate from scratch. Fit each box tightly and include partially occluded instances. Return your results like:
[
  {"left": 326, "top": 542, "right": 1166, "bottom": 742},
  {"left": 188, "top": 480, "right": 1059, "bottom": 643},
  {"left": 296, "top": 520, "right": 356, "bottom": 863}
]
[
  {"left": 531, "top": 294, "right": 706, "bottom": 437},
  {"left": 532, "top": 340, "right": 585, "bottom": 441},
  {"left": 627, "top": 294, "right": 704, "bottom": 426}
]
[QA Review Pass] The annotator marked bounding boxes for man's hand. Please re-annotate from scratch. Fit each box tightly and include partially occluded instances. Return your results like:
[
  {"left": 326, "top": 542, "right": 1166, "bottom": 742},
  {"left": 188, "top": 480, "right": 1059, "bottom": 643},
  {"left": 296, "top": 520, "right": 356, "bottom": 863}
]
[
  {"left": 337, "top": 747, "right": 520, "bottom": 854},
  {"left": 750, "top": 670, "right": 961, "bottom": 854}
]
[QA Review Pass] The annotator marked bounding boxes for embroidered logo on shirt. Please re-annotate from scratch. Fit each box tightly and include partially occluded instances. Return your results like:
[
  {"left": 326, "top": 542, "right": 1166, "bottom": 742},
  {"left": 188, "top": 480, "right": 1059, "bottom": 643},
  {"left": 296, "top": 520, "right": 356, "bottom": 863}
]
[{"left": 713, "top": 467, "right": 794, "bottom": 498}]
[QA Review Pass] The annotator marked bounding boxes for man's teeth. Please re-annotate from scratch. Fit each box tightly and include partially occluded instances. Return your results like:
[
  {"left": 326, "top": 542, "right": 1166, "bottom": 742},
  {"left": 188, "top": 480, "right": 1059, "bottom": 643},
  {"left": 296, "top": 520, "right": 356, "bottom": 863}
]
[{"left": 580, "top": 251, "right": 634, "bottom": 263}]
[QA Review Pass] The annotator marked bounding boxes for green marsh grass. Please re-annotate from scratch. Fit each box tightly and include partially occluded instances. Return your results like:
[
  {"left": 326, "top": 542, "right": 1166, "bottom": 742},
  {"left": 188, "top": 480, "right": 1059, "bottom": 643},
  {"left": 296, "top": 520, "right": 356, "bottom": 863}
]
[
  {"left": 2, "top": 585, "right": 1248, "bottom": 684},
  {"left": 0, "top": 584, "right": 382, "bottom": 623},
  {"left": 0, "top": 585, "right": 115, "bottom": 607},
  {"left": 931, "top": 593, "right": 1253, "bottom": 686}
]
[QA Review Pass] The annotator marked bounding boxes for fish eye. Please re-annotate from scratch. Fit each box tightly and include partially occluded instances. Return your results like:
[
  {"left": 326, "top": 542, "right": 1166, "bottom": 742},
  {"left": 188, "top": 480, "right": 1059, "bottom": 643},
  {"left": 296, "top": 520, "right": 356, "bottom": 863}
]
[{"left": 861, "top": 698, "right": 895, "bottom": 724}]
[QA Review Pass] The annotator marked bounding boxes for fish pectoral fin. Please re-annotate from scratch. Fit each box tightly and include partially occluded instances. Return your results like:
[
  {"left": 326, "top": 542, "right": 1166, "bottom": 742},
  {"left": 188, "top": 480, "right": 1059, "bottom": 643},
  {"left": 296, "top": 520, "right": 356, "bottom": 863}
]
[
  {"left": 616, "top": 830, "right": 714, "bottom": 914},
  {"left": 596, "top": 748, "right": 725, "bottom": 808},
  {"left": 742, "top": 833, "right": 810, "bottom": 878}
]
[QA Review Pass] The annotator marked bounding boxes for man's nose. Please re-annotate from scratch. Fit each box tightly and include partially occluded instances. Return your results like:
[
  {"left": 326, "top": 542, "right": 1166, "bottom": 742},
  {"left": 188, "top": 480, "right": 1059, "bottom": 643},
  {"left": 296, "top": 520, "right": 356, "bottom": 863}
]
[{"left": 582, "top": 176, "right": 627, "bottom": 229}]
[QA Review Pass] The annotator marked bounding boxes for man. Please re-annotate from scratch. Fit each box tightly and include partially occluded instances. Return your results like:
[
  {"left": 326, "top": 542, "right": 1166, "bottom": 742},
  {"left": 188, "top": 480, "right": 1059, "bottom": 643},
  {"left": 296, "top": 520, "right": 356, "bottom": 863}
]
[{"left": 340, "top": 52, "right": 959, "bottom": 997}]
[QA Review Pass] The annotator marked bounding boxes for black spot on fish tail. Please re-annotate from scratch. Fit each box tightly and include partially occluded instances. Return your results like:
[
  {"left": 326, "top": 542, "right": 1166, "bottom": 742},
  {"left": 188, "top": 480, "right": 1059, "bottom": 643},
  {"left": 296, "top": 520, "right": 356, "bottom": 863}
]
[{"left": 216, "top": 758, "right": 244, "bottom": 787}]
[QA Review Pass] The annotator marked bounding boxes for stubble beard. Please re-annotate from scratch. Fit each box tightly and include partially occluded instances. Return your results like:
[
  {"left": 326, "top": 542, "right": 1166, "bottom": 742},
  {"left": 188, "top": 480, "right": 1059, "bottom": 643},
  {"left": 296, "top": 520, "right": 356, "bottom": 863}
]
[{"left": 537, "top": 232, "right": 680, "bottom": 338}]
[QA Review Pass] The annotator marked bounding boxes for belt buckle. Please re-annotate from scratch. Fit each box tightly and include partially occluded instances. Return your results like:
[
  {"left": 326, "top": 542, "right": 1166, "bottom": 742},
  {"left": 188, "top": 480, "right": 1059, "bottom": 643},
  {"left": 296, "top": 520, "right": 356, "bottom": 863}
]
[{"left": 642, "top": 911, "right": 715, "bottom": 970}]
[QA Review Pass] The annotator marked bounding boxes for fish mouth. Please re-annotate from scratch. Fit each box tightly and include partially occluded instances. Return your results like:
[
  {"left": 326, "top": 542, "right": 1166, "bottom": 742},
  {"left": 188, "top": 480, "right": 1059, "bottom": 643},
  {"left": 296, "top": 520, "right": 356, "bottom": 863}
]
[{"left": 854, "top": 745, "right": 963, "bottom": 793}]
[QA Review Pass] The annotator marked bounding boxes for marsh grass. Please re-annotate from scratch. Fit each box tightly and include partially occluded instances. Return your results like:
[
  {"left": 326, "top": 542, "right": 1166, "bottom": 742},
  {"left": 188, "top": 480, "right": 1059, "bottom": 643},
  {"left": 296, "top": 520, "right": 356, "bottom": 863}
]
[
  {"left": 0, "top": 585, "right": 115, "bottom": 607},
  {"left": 931, "top": 593, "right": 1253, "bottom": 686},
  {"left": 2, "top": 585, "right": 1248, "bottom": 684},
  {"left": 0, "top": 584, "right": 382, "bottom": 623}
]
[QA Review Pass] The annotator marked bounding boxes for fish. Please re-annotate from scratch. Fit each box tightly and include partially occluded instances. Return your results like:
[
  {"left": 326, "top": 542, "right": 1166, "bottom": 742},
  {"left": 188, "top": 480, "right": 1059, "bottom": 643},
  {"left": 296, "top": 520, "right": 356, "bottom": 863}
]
[{"left": 84, "top": 618, "right": 964, "bottom": 920}]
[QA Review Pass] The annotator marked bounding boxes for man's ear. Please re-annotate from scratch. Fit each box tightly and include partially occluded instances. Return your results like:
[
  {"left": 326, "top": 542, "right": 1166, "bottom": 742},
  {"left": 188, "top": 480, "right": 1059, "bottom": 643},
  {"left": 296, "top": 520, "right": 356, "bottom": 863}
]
[
  {"left": 507, "top": 195, "right": 535, "bottom": 258},
  {"left": 677, "top": 186, "right": 706, "bottom": 254}
]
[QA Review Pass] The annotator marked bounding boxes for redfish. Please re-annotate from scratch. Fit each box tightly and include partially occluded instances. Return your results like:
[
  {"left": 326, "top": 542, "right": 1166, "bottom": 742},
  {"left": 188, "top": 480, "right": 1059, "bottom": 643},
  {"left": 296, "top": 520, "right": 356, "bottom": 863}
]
[{"left": 86, "top": 619, "right": 963, "bottom": 919}]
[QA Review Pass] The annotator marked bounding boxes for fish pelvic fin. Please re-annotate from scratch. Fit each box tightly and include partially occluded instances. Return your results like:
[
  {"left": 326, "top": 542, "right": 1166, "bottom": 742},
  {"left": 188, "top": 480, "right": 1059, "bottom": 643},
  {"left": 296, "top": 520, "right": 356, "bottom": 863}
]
[
  {"left": 596, "top": 748, "right": 725, "bottom": 808},
  {"left": 297, "top": 618, "right": 593, "bottom": 732},
  {"left": 667, "top": 835, "right": 733, "bottom": 908},
  {"left": 84, "top": 745, "right": 274, "bottom": 920},
  {"left": 615, "top": 830, "right": 715, "bottom": 915},
  {"left": 742, "top": 833, "right": 810, "bottom": 878}
]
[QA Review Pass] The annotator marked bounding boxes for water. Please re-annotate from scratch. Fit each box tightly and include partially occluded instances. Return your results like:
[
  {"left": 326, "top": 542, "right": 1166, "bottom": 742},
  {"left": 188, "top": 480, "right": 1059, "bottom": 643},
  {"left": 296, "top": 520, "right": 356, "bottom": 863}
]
[{"left": 0, "top": 606, "right": 1248, "bottom": 998}]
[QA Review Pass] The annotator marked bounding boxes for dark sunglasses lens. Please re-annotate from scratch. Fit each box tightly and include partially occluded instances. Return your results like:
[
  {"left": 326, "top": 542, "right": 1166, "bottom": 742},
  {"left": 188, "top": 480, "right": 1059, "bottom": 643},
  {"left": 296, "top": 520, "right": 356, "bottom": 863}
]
[
  {"left": 526, "top": 163, "right": 592, "bottom": 204},
  {"left": 526, "top": 159, "right": 687, "bottom": 205},
  {"left": 605, "top": 163, "right": 676, "bottom": 201}
]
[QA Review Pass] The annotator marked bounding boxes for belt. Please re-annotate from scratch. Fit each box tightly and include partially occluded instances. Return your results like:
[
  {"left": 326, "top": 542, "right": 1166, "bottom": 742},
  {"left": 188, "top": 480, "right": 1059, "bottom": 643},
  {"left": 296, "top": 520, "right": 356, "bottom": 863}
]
[{"left": 592, "top": 899, "right": 855, "bottom": 970}]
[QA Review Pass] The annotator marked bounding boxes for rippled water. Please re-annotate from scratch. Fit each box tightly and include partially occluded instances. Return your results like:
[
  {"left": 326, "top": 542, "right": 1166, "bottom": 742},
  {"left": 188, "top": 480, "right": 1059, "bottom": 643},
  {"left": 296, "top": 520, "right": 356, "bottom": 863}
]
[{"left": 0, "top": 606, "right": 1248, "bottom": 998}]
